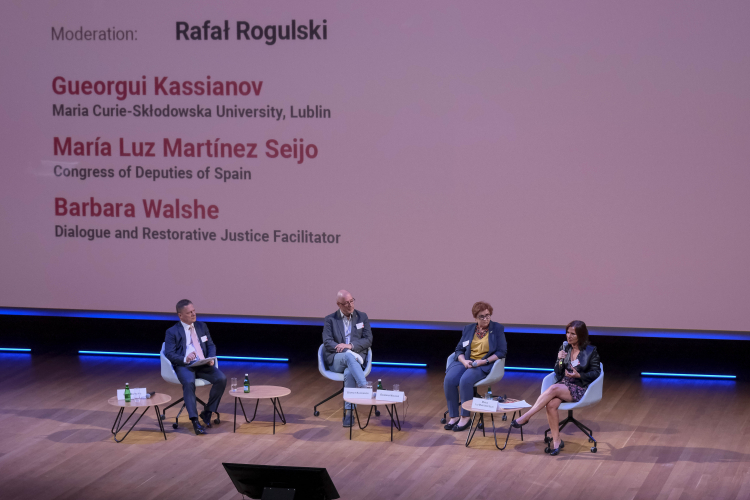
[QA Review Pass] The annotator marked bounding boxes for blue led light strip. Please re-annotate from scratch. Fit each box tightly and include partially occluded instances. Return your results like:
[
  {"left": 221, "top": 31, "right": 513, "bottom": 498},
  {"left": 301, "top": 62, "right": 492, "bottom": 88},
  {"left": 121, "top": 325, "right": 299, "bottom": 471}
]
[
  {"left": 371, "top": 362, "right": 427, "bottom": 367},
  {"left": 79, "top": 350, "right": 159, "bottom": 357},
  {"left": 217, "top": 356, "right": 288, "bottom": 362},
  {"left": 77, "top": 350, "right": 288, "bottom": 362},
  {"left": 641, "top": 372, "right": 736, "bottom": 379},
  {"left": 505, "top": 366, "right": 554, "bottom": 372},
  {"left": 0, "top": 347, "right": 32, "bottom": 352}
]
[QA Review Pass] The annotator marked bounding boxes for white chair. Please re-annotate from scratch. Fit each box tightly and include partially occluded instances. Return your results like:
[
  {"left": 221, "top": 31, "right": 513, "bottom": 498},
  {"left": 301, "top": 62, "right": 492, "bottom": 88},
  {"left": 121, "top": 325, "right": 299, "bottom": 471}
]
[
  {"left": 540, "top": 362, "right": 603, "bottom": 453},
  {"left": 440, "top": 353, "right": 507, "bottom": 425},
  {"left": 313, "top": 344, "right": 375, "bottom": 417},
  {"left": 159, "top": 342, "right": 220, "bottom": 429}
]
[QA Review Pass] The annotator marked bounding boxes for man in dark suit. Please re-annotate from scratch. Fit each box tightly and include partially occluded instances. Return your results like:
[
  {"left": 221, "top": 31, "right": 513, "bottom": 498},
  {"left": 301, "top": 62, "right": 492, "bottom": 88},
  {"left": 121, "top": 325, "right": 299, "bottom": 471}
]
[
  {"left": 164, "top": 299, "right": 227, "bottom": 435},
  {"left": 322, "top": 289, "right": 373, "bottom": 427}
]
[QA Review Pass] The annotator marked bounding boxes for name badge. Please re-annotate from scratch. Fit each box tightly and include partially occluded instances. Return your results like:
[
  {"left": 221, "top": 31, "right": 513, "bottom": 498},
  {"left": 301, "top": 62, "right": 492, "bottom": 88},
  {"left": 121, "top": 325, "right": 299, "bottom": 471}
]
[
  {"left": 463, "top": 340, "right": 470, "bottom": 347},
  {"left": 375, "top": 390, "right": 404, "bottom": 402},
  {"left": 356, "top": 322, "right": 364, "bottom": 329},
  {"left": 344, "top": 388, "right": 372, "bottom": 399},
  {"left": 201, "top": 335, "right": 208, "bottom": 342},
  {"left": 571, "top": 359, "right": 580, "bottom": 367},
  {"left": 471, "top": 397, "right": 498, "bottom": 412}
]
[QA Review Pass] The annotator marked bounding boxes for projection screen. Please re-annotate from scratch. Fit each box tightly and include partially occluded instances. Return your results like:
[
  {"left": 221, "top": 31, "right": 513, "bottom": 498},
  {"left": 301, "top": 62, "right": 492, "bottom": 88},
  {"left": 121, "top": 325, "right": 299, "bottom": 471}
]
[{"left": 1, "top": 1, "right": 748, "bottom": 333}]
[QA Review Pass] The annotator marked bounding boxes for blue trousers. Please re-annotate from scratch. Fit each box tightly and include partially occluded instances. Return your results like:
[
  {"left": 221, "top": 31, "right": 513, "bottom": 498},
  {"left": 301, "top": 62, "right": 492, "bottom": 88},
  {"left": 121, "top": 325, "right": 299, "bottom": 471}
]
[
  {"left": 444, "top": 360, "right": 488, "bottom": 418},
  {"left": 174, "top": 364, "right": 227, "bottom": 419}
]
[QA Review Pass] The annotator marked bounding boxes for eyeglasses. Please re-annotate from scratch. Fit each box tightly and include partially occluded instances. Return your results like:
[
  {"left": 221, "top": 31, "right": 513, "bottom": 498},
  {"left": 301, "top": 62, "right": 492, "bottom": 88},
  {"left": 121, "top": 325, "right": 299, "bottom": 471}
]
[
  {"left": 477, "top": 314, "right": 491, "bottom": 321},
  {"left": 338, "top": 298, "right": 355, "bottom": 307}
]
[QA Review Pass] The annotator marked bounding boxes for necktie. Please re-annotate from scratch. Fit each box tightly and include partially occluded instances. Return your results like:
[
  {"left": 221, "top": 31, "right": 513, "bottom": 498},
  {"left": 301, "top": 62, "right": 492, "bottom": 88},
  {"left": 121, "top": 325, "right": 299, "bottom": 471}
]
[{"left": 190, "top": 325, "right": 205, "bottom": 360}]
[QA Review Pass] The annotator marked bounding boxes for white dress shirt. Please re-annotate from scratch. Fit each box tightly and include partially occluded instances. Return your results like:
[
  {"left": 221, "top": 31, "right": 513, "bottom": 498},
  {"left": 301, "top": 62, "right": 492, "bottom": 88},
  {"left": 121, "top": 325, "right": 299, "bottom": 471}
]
[{"left": 340, "top": 310, "right": 352, "bottom": 345}]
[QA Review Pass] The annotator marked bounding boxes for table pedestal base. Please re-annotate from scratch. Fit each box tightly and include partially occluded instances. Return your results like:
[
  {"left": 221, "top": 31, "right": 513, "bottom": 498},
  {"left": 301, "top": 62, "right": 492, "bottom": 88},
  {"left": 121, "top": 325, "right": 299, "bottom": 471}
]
[
  {"left": 465, "top": 409, "right": 524, "bottom": 450},
  {"left": 111, "top": 404, "right": 167, "bottom": 443},
  {"left": 234, "top": 396, "right": 287, "bottom": 434},
  {"left": 349, "top": 403, "right": 402, "bottom": 441}
]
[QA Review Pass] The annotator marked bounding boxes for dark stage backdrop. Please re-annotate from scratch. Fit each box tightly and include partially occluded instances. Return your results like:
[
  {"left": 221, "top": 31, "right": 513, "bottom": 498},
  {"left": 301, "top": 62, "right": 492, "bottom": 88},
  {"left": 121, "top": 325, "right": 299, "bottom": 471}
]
[{"left": 3, "top": 315, "right": 749, "bottom": 379}]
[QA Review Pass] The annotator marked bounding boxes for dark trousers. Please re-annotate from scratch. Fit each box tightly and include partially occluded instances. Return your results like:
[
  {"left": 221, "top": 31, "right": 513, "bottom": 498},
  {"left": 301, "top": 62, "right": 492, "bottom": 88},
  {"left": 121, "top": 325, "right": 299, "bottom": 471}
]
[
  {"left": 444, "top": 360, "right": 488, "bottom": 418},
  {"left": 174, "top": 364, "right": 227, "bottom": 419}
]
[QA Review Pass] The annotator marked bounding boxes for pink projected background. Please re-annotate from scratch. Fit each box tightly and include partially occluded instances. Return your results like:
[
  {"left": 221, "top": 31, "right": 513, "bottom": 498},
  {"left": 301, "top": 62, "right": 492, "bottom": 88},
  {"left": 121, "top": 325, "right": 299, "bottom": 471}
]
[{"left": 1, "top": 1, "right": 749, "bottom": 332}]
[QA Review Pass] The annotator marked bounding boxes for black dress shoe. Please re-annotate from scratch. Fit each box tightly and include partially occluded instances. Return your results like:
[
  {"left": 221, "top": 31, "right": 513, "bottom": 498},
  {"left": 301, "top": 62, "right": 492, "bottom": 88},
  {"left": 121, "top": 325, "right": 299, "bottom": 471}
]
[
  {"left": 192, "top": 419, "right": 206, "bottom": 435},
  {"left": 200, "top": 411, "right": 213, "bottom": 428},
  {"left": 444, "top": 422, "right": 457, "bottom": 430},
  {"left": 550, "top": 440, "right": 564, "bottom": 456},
  {"left": 343, "top": 413, "right": 353, "bottom": 427},
  {"left": 453, "top": 420, "right": 471, "bottom": 432},
  {"left": 511, "top": 419, "right": 525, "bottom": 428}
]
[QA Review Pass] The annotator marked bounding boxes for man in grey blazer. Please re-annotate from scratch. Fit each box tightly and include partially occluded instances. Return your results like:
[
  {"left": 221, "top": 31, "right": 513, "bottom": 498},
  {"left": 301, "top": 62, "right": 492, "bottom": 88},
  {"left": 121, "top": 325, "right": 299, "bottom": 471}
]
[
  {"left": 322, "top": 289, "right": 373, "bottom": 427},
  {"left": 164, "top": 299, "right": 227, "bottom": 435}
]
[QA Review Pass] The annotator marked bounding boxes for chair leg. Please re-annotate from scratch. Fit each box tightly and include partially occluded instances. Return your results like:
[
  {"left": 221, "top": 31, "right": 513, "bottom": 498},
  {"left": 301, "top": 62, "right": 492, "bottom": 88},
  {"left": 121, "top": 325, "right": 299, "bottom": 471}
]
[
  {"left": 161, "top": 397, "right": 184, "bottom": 420},
  {"left": 543, "top": 410, "right": 597, "bottom": 452},
  {"left": 313, "top": 386, "right": 345, "bottom": 417}
]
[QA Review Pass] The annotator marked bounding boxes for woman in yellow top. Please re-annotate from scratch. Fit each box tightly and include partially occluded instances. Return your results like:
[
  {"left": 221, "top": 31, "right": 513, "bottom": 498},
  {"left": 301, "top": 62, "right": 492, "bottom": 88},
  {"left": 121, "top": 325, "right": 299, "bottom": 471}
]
[{"left": 442, "top": 301, "right": 508, "bottom": 431}]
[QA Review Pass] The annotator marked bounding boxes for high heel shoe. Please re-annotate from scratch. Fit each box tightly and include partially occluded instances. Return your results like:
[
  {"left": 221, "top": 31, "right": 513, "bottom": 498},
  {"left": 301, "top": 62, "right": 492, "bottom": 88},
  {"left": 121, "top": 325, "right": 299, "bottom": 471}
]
[
  {"left": 549, "top": 440, "right": 564, "bottom": 456},
  {"left": 510, "top": 419, "right": 525, "bottom": 428}
]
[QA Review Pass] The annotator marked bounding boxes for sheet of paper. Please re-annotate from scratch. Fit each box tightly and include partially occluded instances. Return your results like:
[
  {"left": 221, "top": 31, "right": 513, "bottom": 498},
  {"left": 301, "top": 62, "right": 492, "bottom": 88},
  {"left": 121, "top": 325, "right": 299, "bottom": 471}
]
[
  {"left": 188, "top": 356, "right": 217, "bottom": 368},
  {"left": 498, "top": 400, "right": 532, "bottom": 409}
]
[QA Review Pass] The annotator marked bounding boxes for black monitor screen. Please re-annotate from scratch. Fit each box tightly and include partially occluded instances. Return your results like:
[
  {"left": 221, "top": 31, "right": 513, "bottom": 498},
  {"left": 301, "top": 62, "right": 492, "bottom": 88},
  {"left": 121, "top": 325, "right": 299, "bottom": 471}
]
[{"left": 222, "top": 463, "right": 339, "bottom": 500}]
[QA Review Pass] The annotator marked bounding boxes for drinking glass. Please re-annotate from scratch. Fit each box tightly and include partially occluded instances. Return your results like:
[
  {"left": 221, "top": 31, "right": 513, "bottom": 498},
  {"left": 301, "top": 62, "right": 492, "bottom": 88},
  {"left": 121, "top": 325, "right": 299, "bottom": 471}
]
[
  {"left": 231, "top": 378, "right": 238, "bottom": 392},
  {"left": 392, "top": 384, "right": 400, "bottom": 392},
  {"left": 365, "top": 381, "right": 374, "bottom": 398}
]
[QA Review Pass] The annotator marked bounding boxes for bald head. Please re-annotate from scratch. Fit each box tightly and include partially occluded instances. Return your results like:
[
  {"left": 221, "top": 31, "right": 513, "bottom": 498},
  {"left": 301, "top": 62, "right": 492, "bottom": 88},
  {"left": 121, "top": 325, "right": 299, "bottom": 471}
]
[{"left": 336, "top": 290, "right": 355, "bottom": 317}]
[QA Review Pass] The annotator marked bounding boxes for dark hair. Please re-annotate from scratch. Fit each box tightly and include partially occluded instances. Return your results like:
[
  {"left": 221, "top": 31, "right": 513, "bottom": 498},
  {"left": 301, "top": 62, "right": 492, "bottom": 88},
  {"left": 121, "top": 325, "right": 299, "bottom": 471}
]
[
  {"left": 472, "top": 301, "right": 494, "bottom": 318},
  {"left": 566, "top": 320, "right": 589, "bottom": 348},
  {"left": 176, "top": 299, "right": 193, "bottom": 313}
]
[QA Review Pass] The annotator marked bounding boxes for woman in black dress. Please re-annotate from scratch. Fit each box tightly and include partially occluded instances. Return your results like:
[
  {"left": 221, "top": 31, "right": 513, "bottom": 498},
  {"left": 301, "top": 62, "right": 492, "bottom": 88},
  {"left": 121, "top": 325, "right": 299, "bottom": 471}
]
[{"left": 511, "top": 320, "right": 601, "bottom": 455}]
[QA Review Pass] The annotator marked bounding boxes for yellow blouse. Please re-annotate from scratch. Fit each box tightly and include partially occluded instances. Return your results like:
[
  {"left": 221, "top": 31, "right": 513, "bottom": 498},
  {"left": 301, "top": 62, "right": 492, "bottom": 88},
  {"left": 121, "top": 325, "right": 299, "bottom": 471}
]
[{"left": 470, "top": 333, "right": 490, "bottom": 360}]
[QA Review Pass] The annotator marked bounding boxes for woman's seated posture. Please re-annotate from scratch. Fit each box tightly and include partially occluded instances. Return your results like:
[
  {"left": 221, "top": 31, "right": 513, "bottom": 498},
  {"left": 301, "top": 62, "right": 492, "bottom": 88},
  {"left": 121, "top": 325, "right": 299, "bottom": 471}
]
[
  {"left": 443, "top": 301, "right": 507, "bottom": 431},
  {"left": 511, "top": 320, "right": 601, "bottom": 455}
]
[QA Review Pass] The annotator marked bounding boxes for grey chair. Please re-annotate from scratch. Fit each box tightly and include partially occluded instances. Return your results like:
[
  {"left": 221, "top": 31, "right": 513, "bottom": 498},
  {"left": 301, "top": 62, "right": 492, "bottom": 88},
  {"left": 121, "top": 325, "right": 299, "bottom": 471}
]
[
  {"left": 440, "top": 353, "right": 507, "bottom": 425},
  {"left": 159, "top": 342, "right": 221, "bottom": 429},
  {"left": 313, "top": 344, "right": 376, "bottom": 417},
  {"left": 540, "top": 362, "right": 604, "bottom": 453}
]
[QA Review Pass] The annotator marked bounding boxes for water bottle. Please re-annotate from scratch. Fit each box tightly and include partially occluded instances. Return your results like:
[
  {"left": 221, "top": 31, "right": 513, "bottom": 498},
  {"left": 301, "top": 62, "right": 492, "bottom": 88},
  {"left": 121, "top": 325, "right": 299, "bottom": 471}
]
[
  {"left": 244, "top": 374, "right": 250, "bottom": 393},
  {"left": 124, "top": 383, "right": 131, "bottom": 403},
  {"left": 377, "top": 379, "right": 383, "bottom": 390},
  {"left": 486, "top": 386, "right": 493, "bottom": 400}
]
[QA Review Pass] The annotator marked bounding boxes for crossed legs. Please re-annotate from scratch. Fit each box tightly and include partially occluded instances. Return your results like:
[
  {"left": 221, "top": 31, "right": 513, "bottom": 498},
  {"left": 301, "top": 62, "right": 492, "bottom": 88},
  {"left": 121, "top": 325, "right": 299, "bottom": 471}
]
[
  {"left": 329, "top": 352, "right": 367, "bottom": 409},
  {"left": 514, "top": 383, "right": 572, "bottom": 448}
]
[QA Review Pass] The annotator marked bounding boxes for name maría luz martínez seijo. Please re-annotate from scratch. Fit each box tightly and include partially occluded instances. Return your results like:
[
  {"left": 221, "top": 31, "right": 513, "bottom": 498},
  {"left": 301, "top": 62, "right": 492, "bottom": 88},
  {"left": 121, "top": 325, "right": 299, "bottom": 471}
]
[{"left": 52, "top": 137, "right": 318, "bottom": 164}]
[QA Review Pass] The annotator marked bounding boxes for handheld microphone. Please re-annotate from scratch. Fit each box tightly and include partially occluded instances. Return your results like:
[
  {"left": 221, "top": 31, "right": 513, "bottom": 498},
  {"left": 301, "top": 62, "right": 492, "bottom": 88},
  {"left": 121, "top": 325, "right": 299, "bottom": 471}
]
[
  {"left": 145, "top": 391, "right": 156, "bottom": 399},
  {"left": 559, "top": 341, "right": 569, "bottom": 367}
]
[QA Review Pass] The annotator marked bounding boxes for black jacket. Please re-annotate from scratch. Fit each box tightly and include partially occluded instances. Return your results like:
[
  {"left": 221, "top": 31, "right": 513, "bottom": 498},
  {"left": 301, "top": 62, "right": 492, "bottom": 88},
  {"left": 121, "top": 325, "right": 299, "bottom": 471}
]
[{"left": 554, "top": 343, "right": 600, "bottom": 388}]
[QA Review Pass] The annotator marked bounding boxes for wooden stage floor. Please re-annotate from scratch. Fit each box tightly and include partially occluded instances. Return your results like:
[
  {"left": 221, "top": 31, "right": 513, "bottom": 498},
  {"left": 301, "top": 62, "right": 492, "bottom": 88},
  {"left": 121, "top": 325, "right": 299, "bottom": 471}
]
[{"left": 1, "top": 353, "right": 749, "bottom": 500}]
